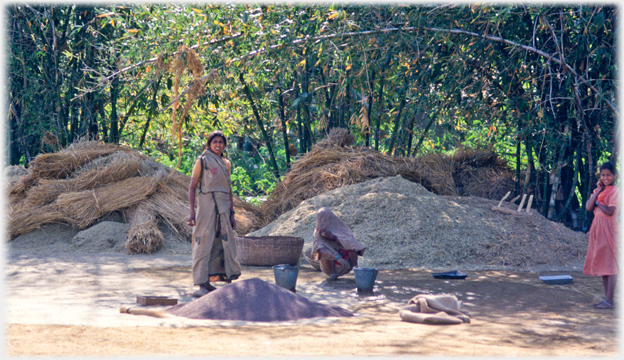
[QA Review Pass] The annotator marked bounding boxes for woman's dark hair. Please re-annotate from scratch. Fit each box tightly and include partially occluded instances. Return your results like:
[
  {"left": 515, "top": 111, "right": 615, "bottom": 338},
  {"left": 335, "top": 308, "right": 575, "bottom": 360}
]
[
  {"left": 205, "top": 130, "right": 227, "bottom": 154},
  {"left": 600, "top": 161, "right": 617, "bottom": 175}
]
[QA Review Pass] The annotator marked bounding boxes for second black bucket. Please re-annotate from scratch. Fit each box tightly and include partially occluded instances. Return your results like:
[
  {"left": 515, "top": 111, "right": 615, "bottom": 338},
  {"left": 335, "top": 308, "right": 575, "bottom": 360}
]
[
  {"left": 353, "top": 267, "right": 378, "bottom": 292},
  {"left": 273, "top": 264, "right": 299, "bottom": 292}
]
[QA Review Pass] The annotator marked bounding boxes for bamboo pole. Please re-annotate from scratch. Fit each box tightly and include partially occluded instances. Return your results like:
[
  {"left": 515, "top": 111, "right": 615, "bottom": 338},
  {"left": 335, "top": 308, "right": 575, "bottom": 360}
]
[
  {"left": 497, "top": 191, "right": 511, "bottom": 207},
  {"left": 517, "top": 194, "right": 527, "bottom": 212},
  {"left": 526, "top": 195, "right": 534, "bottom": 213}
]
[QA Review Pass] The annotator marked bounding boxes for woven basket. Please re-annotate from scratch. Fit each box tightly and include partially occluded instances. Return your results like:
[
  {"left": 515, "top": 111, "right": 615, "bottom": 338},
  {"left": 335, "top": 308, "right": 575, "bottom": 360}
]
[{"left": 235, "top": 236, "right": 304, "bottom": 266}]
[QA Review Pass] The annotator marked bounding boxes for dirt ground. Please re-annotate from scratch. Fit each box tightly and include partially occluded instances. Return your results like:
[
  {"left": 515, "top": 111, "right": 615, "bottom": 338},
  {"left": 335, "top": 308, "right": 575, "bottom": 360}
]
[{"left": 4, "top": 226, "right": 619, "bottom": 357}]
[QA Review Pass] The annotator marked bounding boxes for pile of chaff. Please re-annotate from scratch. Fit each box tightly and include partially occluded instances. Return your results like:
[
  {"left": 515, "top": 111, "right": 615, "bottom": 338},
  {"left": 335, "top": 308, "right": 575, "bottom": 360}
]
[
  {"left": 260, "top": 128, "right": 515, "bottom": 225},
  {"left": 6, "top": 140, "right": 262, "bottom": 254}
]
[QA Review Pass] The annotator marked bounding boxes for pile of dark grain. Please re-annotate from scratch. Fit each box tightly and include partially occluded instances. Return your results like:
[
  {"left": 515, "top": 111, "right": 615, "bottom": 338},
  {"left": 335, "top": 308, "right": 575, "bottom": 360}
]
[{"left": 166, "top": 278, "right": 353, "bottom": 321}]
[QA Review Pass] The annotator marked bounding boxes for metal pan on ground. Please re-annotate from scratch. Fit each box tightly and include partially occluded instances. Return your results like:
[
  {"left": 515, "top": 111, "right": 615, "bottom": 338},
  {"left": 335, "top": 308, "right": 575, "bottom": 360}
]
[
  {"left": 432, "top": 270, "right": 468, "bottom": 279},
  {"left": 539, "top": 275, "right": 574, "bottom": 285}
]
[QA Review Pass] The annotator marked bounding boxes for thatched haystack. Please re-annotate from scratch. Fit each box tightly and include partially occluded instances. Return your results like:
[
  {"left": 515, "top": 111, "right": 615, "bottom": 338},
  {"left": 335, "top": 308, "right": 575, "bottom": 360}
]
[
  {"left": 260, "top": 128, "right": 515, "bottom": 226},
  {"left": 6, "top": 140, "right": 263, "bottom": 254}
]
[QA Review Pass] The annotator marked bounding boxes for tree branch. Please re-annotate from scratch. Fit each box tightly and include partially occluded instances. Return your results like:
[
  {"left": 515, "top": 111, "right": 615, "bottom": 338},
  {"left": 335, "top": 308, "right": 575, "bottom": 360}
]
[{"left": 421, "top": 26, "right": 618, "bottom": 117}]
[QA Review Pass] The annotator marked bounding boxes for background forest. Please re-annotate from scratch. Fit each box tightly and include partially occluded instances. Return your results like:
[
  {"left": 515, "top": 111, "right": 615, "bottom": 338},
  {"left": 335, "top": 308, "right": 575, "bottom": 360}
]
[{"left": 6, "top": 3, "right": 618, "bottom": 231}]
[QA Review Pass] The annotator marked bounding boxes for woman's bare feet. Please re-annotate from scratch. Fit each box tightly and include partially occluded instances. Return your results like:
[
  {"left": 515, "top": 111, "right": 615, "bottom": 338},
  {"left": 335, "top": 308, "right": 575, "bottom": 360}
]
[{"left": 593, "top": 300, "right": 614, "bottom": 309}]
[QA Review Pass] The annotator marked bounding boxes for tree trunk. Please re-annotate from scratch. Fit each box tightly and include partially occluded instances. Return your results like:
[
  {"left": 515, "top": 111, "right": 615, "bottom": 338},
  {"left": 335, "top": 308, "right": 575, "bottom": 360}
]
[
  {"left": 109, "top": 77, "right": 119, "bottom": 144},
  {"left": 387, "top": 82, "right": 408, "bottom": 155},
  {"left": 555, "top": 147, "right": 580, "bottom": 223},
  {"left": 302, "top": 61, "right": 313, "bottom": 151},
  {"left": 547, "top": 142, "right": 568, "bottom": 219},
  {"left": 365, "top": 70, "right": 376, "bottom": 147},
  {"left": 278, "top": 88, "right": 291, "bottom": 169},
  {"left": 375, "top": 52, "right": 393, "bottom": 151},
  {"left": 239, "top": 72, "right": 280, "bottom": 178},
  {"left": 524, "top": 137, "right": 534, "bottom": 193},
  {"left": 139, "top": 77, "right": 162, "bottom": 149},
  {"left": 412, "top": 110, "right": 438, "bottom": 156},
  {"left": 515, "top": 134, "right": 521, "bottom": 196},
  {"left": 292, "top": 74, "right": 304, "bottom": 154}
]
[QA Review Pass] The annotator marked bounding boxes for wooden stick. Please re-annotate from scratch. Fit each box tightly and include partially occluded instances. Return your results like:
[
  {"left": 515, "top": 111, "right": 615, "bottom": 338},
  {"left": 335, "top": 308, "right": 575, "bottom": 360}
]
[
  {"left": 525, "top": 195, "right": 534, "bottom": 213},
  {"left": 491, "top": 206, "right": 532, "bottom": 216},
  {"left": 508, "top": 195, "right": 521, "bottom": 206},
  {"left": 119, "top": 306, "right": 172, "bottom": 318},
  {"left": 517, "top": 194, "right": 527, "bottom": 212},
  {"left": 497, "top": 191, "right": 511, "bottom": 207}
]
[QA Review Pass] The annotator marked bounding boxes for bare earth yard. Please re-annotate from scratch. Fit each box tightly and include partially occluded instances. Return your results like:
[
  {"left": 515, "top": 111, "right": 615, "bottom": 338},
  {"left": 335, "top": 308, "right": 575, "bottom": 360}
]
[{"left": 5, "top": 238, "right": 618, "bottom": 357}]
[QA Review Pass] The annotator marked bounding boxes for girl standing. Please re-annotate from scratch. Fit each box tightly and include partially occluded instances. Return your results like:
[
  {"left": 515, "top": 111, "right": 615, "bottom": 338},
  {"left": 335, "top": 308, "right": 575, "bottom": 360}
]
[
  {"left": 187, "top": 130, "right": 241, "bottom": 297},
  {"left": 584, "top": 161, "right": 619, "bottom": 309}
]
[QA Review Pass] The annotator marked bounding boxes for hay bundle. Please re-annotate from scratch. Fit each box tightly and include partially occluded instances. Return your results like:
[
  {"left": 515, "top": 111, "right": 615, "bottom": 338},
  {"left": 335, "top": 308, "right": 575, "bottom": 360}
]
[
  {"left": 8, "top": 141, "right": 129, "bottom": 201},
  {"left": 8, "top": 203, "right": 71, "bottom": 239},
  {"left": 24, "top": 151, "right": 142, "bottom": 207},
  {"left": 144, "top": 188, "right": 192, "bottom": 239},
  {"left": 261, "top": 146, "right": 411, "bottom": 224},
  {"left": 315, "top": 128, "right": 356, "bottom": 149},
  {"left": 5, "top": 165, "right": 29, "bottom": 204},
  {"left": 54, "top": 171, "right": 164, "bottom": 229},
  {"left": 410, "top": 153, "right": 458, "bottom": 196},
  {"left": 29, "top": 141, "right": 123, "bottom": 180},
  {"left": 232, "top": 196, "right": 265, "bottom": 235},
  {"left": 4, "top": 165, "right": 28, "bottom": 187},
  {"left": 259, "top": 132, "right": 516, "bottom": 226},
  {"left": 451, "top": 148, "right": 515, "bottom": 200},
  {"left": 125, "top": 203, "right": 164, "bottom": 254}
]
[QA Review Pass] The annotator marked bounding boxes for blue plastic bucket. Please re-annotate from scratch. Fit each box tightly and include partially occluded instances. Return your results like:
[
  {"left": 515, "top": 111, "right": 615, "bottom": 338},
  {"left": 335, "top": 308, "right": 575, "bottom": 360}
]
[
  {"left": 273, "top": 264, "right": 299, "bottom": 292},
  {"left": 353, "top": 267, "right": 378, "bottom": 292}
]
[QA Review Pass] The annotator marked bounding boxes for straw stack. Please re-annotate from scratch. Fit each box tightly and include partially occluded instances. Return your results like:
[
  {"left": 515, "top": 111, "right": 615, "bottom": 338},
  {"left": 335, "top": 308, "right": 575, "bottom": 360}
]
[
  {"left": 125, "top": 202, "right": 164, "bottom": 254},
  {"left": 144, "top": 187, "right": 193, "bottom": 240},
  {"left": 54, "top": 171, "right": 164, "bottom": 229},
  {"left": 8, "top": 203, "right": 71, "bottom": 238},
  {"left": 259, "top": 128, "right": 515, "bottom": 226},
  {"left": 6, "top": 140, "right": 263, "bottom": 247},
  {"left": 24, "top": 151, "right": 142, "bottom": 207}
]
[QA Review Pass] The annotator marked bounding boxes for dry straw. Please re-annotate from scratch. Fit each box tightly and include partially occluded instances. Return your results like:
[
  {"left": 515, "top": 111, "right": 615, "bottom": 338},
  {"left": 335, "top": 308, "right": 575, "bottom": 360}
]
[
  {"left": 144, "top": 188, "right": 192, "bottom": 239},
  {"left": 8, "top": 203, "right": 71, "bottom": 239},
  {"left": 29, "top": 141, "right": 124, "bottom": 180},
  {"left": 55, "top": 170, "right": 165, "bottom": 229},
  {"left": 9, "top": 141, "right": 129, "bottom": 200},
  {"left": 24, "top": 151, "right": 142, "bottom": 207},
  {"left": 6, "top": 140, "right": 264, "bottom": 245},
  {"left": 125, "top": 203, "right": 164, "bottom": 254},
  {"left": 260, "top": 128, "right": 515, "bottom": 227}
]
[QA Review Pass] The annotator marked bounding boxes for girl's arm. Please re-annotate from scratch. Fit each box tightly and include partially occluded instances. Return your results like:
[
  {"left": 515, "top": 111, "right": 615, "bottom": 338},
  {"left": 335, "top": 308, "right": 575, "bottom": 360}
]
[
  {"left": 187, "top": 160, "right": 202, "bottom": 227},
  {"left": 224, "top": 158, "right": 236, "bottom": 230},
  {"left": 596, "top": 203, "right": 617, "bottom": 216},
  {"left": 586, "top": 190, "right": 601, "bottom": 211},
  {"left": 586, "top": 181, "right": 605, "bottom": 211}
]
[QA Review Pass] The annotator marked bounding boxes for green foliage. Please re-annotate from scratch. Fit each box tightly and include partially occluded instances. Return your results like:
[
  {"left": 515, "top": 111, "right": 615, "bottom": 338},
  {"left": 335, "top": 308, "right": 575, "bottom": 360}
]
[{"left": 7, "top": 3, "right": 617, "bottom": 230}]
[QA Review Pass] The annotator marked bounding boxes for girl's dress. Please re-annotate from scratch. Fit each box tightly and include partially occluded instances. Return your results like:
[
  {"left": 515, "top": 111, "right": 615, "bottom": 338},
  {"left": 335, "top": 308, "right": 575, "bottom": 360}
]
[
  {"left": 583, "top": 185, "right": 620, "bottom": 276},
  {"left": 191, "top": 149, "right": 241, "bottom": 285}
]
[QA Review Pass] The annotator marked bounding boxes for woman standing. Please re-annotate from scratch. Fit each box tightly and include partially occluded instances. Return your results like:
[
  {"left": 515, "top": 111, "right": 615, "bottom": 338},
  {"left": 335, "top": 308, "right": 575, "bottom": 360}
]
[
  {"left": 187, "top": 130, "right": 241, "bottom": 297},
  {"left": 584, "top": 161, "right": 619, "bottom": 309}
]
